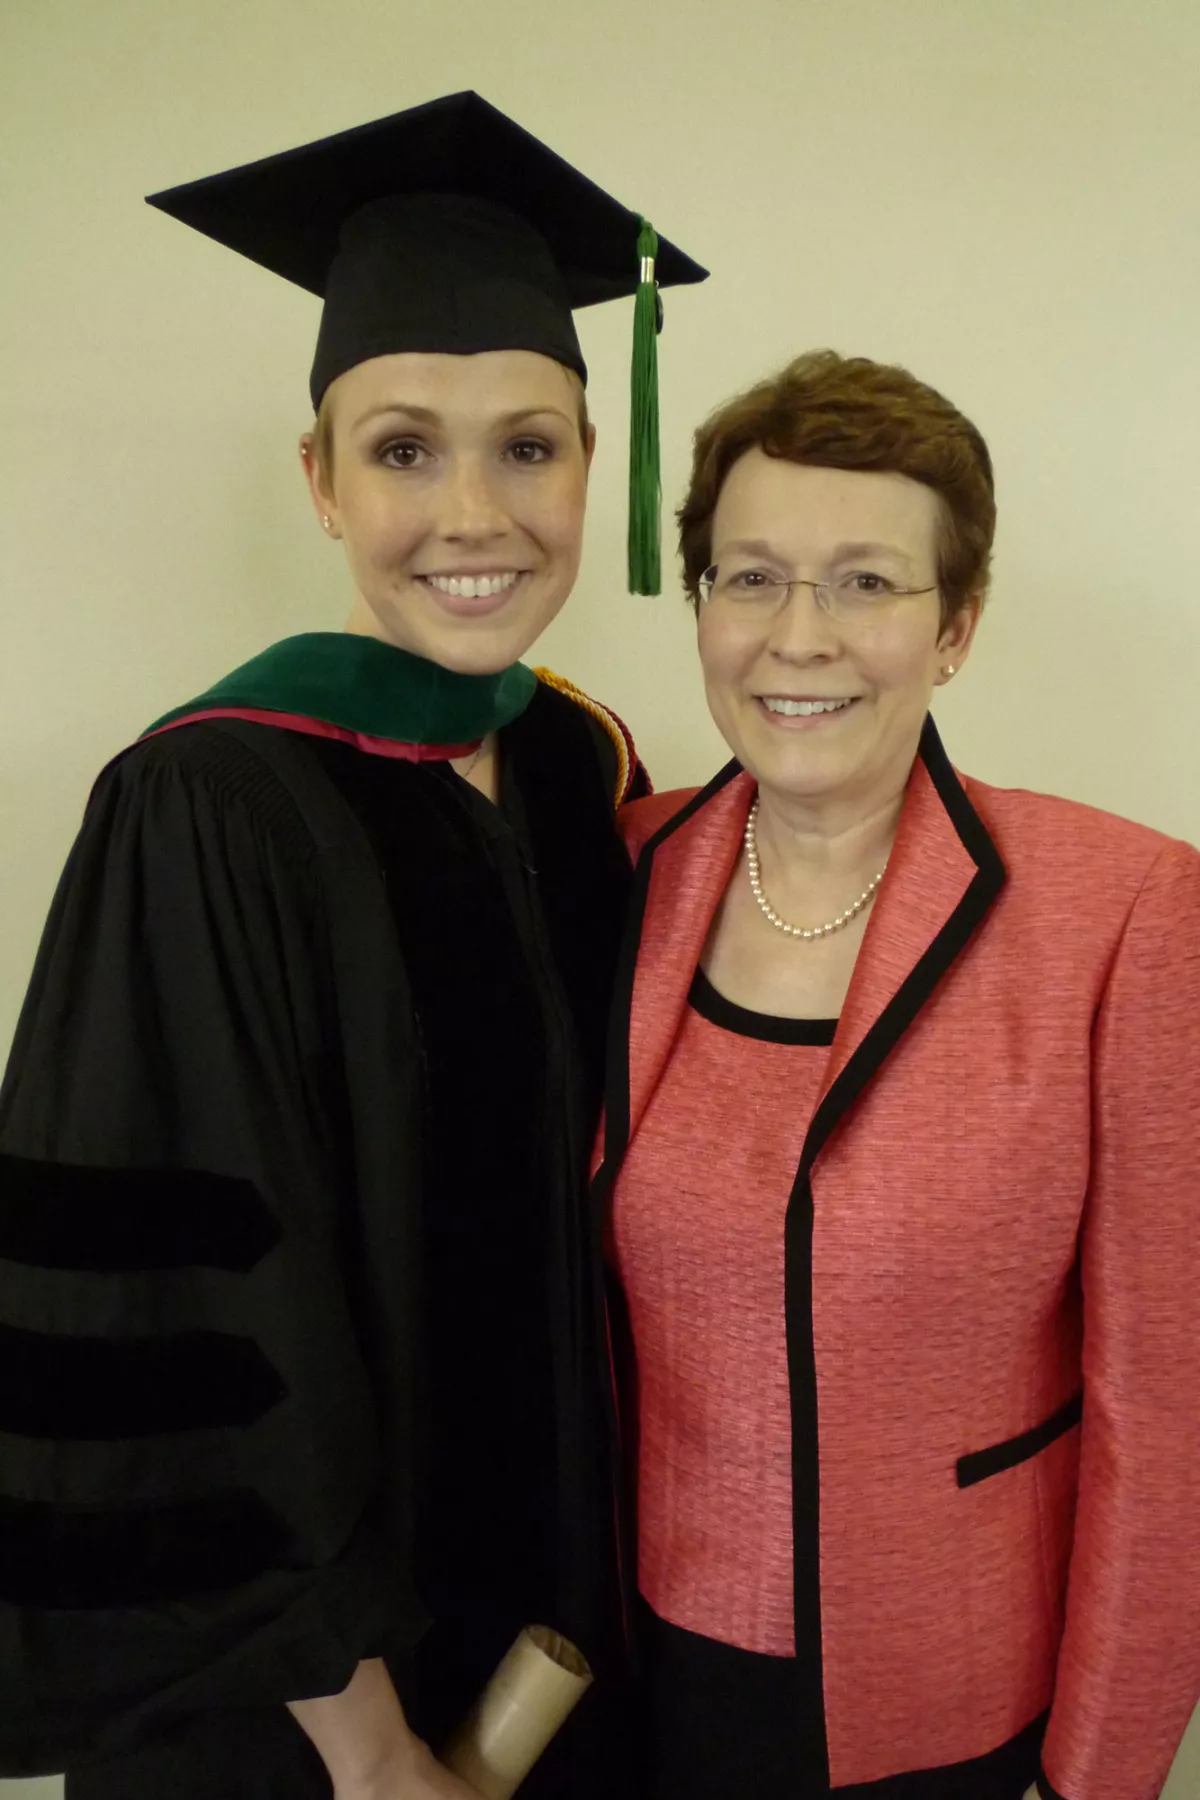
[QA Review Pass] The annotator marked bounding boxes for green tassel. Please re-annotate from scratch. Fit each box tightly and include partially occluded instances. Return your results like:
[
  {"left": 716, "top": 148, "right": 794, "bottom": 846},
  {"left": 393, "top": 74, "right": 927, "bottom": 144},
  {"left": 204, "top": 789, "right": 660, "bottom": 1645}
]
[{"left": 627, "top": 217, "right": 662, "bottom": 596}]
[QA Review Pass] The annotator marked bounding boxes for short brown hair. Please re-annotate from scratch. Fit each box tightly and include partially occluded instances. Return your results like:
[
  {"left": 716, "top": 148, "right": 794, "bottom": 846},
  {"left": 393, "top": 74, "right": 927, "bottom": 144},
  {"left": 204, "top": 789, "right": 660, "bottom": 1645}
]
[{"left": 677, "top": 350, "right": 995, "bottom": 623}]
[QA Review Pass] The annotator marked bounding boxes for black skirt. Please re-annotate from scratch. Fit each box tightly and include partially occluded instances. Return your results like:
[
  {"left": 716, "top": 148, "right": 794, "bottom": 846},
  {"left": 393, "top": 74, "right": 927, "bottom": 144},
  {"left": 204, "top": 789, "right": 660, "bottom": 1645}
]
[{"left": 637, "top": 1600, "right": 1041, "bottom": 1800}]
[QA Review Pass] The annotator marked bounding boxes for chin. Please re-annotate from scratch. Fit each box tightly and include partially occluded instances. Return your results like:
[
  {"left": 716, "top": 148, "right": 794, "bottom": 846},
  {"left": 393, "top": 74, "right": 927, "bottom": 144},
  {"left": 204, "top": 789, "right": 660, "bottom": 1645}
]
[
  {"left": 443, "top": 601, "right": 569, "bottom": 673},
  {"left": 361, "top": 604, "right": 537, "bottom": 676},
  {"left": 421, "top": 617, "right": 547, "bottom": 677},
  {"left": 753, "top": 751, "right": 861, "bottom": 805},
  {"left": 427, "top": 640, "right": 523, "bottom": 677}
]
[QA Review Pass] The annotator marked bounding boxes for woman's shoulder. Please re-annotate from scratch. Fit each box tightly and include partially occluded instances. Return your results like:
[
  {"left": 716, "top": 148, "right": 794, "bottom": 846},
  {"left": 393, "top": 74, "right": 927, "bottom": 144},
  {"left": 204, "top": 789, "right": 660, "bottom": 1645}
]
[
  {"left": 96, "top": 720, "right": 332, "bottom": 866},
  {"left": 618, "top": 787, "right": 703, "bottom": 858},
  {"left": 530, "top": 667, "right": 648, "bottom": 807},
  {"left": 964, "top": 772, "right": 1199, "bottom": 882},
  {"left": 117, "top": 717, "right": 297, "bottom": 784}
]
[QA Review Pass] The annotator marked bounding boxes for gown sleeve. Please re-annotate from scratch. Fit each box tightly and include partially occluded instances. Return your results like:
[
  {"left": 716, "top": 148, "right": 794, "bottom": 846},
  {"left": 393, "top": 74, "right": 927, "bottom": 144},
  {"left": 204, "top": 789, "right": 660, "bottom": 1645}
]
[
  {"left": 0, "top": 728, "right": 415, "bottom": 1776},
  {"left": 1039, "top": 837, "right": 1200, "bottom": 1800}
]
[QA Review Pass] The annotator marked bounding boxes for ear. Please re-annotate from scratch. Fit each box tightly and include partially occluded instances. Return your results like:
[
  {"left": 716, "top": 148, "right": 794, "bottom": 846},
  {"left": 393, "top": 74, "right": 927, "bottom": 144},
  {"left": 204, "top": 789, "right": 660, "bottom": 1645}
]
[
  {"left": 583, "top": 420, "right": 597, "bottom": 476},
  {"left": 933, "top": 593, "right": 982, "bottom": 685},
  {"left": 299, "top": 432, "right": 340, "bottom": 538}
]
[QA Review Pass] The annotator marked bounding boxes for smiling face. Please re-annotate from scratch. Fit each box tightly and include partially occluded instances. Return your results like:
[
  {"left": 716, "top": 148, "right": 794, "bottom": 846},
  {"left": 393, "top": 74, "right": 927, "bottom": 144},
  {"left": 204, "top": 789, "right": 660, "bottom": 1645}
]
[
  {"left": 301, "top": 349, "right": 593, "bottom": 674},
  {"left": 698, "top": 451, "right": 979, "bottom": 819}
]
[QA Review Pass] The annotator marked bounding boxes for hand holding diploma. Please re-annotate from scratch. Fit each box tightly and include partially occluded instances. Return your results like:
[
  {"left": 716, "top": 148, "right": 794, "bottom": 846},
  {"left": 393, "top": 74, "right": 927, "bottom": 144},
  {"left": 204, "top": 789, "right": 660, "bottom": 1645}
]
[
  {"left": 295, "top": 1629, "right": 592, "bottom": 1800},
  {"left": 442, "top": 1625, "right": 594, "bottom": 1799}
]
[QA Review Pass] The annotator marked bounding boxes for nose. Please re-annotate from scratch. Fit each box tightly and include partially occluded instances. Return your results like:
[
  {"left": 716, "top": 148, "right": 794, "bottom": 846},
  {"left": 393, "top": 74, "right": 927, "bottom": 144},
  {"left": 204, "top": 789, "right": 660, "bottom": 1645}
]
[
  {"left": 436, "top": 453, "right": 510, "bottom": 542},
  {"left": 765, "top": 581, "right": 842, "bottom": 662}
]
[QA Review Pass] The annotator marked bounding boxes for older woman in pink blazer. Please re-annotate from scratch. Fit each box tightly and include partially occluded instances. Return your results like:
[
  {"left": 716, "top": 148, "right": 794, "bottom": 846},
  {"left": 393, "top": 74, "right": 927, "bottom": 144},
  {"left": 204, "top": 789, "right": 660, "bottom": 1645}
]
[{"left": 593, "top": 352, "right": 1200, "bottom": 1800}]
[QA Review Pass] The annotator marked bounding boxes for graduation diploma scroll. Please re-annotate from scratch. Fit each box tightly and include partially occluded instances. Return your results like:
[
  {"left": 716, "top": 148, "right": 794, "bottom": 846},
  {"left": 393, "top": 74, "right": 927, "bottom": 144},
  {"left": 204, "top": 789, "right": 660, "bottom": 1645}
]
[{"left": 442, "top": 1625, "right": 593, "bottom": 1799}]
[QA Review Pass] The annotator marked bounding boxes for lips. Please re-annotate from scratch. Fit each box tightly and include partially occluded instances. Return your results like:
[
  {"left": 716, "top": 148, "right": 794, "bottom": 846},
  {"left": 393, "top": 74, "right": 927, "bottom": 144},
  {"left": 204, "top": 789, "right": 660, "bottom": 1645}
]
[
  {"left": 421, "top": 571, "right": 521, "bottom": 600},
  {"left": 417, "top": 570, "right": 528, "bottom": 617},
  {"left": 759, "top": 696, "right": 858, "bottom": 717}
]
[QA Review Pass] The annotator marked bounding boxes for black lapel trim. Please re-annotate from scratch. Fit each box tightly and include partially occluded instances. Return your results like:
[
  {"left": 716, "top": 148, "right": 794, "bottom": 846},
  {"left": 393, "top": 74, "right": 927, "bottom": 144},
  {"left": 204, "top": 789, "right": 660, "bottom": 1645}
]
[
  {"left": 800, "top": 716, "right": 1006, "bottom": 1173},
  {"left": 1037, "top": 1773, "right": 1067, "bottom": 1800},
  {"left": 595, "top": 757, "right": 744, "bottom": 1190},
  {"left": 785, "top": 1164, "right": 832, "bottom": 1780},
  {"left": 783, "top": 717, "right": 1006, "bottom": 1752}
]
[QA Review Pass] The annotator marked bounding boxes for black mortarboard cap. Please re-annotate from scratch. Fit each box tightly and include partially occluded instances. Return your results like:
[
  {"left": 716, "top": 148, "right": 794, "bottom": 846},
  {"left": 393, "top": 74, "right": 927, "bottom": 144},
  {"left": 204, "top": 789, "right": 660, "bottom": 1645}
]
[
  {"left": 146, "top": 91, "right": 709, "bottom": 594},
  {"left": 146, "top": 91, "right": 707, "bottom": 404}
]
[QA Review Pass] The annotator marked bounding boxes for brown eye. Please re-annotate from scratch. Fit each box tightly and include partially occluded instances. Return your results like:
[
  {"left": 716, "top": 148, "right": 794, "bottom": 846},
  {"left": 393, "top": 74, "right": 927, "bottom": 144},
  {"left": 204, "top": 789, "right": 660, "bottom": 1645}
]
[
  {"left": 506, "top": 438, "right": 552, "bottom": 465},
  {"left": 843, "top": 571, "right": 896, "bottom": 596},
  {"left": 379, "top": 439, "right": 427, "bottom": 469}
]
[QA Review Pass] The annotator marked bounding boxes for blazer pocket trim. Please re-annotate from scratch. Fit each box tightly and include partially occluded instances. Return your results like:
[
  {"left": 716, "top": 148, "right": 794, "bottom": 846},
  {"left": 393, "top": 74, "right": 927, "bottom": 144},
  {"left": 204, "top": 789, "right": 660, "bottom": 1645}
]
[{"left": 957, "top": 1390, "right": 1083, "bottom": 1489}]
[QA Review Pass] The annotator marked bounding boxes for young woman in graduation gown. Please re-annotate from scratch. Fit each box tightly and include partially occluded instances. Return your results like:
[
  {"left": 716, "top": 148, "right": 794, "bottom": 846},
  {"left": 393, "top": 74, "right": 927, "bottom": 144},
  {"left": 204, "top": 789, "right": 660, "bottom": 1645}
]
[
  {"left": 596, "top": 353, "right": 1200, "bottom": 1800},
  {"left": 0, "top": 94, "right": 705, "bottom": 1800}
]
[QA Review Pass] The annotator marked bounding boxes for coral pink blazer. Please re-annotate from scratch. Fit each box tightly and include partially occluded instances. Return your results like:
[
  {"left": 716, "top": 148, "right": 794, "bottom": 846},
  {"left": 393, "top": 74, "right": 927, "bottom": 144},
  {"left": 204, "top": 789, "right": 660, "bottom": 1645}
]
[{"left": 593, "top": 721, "right": 1200, "bottom": 1800}]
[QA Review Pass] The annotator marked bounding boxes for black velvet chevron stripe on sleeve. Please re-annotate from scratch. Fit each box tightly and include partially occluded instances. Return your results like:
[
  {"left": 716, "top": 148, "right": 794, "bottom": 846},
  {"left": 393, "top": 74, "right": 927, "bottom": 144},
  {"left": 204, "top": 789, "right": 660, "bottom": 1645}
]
[
  {"left": 0, "top": 732, "right": 418, "bottom": 1753},
  {"left": 0, "top": 1154, "right": 282, "bottom": 1272},
  {"left": 0, "top": 1323, "right": 287, "bottom": 1438},
  {"left": 0, "top": 1489, "right": 295, "bottom": 1608}
]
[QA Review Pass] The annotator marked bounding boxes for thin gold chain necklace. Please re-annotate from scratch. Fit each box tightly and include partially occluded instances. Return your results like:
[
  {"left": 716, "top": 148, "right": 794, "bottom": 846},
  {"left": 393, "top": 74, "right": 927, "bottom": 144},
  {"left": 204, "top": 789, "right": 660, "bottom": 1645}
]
[
  {"left": 453, "top": 737, "right": 488, "bottom": 781},
  {"left": 744, "top": 796, "right": 886, "bottom": 941}
]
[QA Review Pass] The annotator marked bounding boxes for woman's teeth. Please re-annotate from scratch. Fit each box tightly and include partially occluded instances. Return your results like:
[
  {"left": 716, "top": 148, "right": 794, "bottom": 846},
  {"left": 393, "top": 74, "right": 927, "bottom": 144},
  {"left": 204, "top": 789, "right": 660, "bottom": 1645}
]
[
  {"left": 762, "top": 697, "right": 854, "bottom": 716},
  {"left": 425, "top": 572, "right": 519, "bottom": 599}
]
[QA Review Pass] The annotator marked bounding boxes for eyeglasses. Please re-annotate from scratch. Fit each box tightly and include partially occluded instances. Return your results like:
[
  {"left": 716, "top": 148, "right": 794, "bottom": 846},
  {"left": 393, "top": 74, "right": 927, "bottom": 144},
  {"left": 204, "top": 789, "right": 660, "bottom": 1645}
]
[{"left": 697, "top": 563, "right": 938, "bottom": 621}]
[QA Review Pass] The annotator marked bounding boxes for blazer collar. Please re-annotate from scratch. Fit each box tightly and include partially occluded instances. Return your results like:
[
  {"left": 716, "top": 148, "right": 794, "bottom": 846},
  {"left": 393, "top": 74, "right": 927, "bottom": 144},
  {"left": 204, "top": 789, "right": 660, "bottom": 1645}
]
[
  {"left": 804, "top": 715, "right": 1006, "bottom": 1167},
  {"left": 597, "top": 717, "right": 1006, "bottom": 1190},
  {"left": 600, "top": 759, "right": 753, "bottom": 1178}
]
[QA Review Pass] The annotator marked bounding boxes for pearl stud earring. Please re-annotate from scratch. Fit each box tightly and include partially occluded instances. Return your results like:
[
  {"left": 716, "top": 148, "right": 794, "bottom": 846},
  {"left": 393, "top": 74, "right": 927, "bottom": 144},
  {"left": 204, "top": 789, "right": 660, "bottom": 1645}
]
[
  {"left": 322, "top": 515, "right": 333, "bottom": 532},
  {"left": 944, "top": 664, "right": 957, "bottom": 678}
]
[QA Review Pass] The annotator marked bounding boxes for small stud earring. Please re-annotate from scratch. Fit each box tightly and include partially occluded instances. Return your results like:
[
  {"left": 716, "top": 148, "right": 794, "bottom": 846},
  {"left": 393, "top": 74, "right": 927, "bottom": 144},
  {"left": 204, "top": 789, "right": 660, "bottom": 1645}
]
[
  {"left": 944, "top": 664, "right": 957, "bottom": 678},
  {"left": 322, "top": 515, "right": 332, "bottom": 532}
]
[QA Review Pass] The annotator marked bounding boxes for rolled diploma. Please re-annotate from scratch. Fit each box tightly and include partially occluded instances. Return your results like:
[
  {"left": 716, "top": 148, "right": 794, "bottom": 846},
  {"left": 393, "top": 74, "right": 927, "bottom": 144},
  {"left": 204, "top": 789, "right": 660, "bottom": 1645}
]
[{"left": 441, "top": 1624, "right": 593, "bottom": 1799}]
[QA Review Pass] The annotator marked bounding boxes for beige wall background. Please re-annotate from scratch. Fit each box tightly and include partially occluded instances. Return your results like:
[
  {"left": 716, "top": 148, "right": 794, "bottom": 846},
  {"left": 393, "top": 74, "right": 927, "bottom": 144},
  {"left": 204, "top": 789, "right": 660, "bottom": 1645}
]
[{"left": 2, "top": 0, "right": 1198, "bottom": 1794}]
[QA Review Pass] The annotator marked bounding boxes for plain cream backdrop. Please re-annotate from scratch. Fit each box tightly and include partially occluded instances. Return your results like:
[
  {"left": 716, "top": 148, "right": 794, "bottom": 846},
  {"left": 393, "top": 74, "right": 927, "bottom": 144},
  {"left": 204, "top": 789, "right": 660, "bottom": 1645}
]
[{"left": 2, "top": 1, "right": 1198, "bottom": 1795}]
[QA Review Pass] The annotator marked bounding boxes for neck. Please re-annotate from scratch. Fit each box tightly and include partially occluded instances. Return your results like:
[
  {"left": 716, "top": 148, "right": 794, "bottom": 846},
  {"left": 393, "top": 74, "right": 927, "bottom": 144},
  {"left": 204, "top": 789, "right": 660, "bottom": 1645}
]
[
  {"left": 753, "top": 777, "right": 908, "bottom": 884},
  {"left": 450, "top": 732, "right": 499, "bottom": 802}
]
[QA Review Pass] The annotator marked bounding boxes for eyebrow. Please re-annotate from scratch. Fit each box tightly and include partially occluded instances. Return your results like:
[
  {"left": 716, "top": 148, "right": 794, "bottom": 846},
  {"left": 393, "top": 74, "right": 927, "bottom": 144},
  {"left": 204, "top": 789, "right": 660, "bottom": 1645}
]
[
  {"left": 718, "top": 537, "right": 916, "bottom": 567},
  {"left": 717, "top": 538, "right": 782, "bottom": 561},
  {"left": 828, "top": 539, "right": 916, "bottom": 566},
  {"left": 350, "top": 402, "right": 574, "bottom": 431}
]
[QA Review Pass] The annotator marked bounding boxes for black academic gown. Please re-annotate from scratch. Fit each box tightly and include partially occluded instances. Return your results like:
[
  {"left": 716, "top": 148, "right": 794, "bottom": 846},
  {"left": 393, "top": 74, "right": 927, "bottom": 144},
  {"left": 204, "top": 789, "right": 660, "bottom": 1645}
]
[{"left": 0, "top": 681, "right": 639, "bottom": 1797}]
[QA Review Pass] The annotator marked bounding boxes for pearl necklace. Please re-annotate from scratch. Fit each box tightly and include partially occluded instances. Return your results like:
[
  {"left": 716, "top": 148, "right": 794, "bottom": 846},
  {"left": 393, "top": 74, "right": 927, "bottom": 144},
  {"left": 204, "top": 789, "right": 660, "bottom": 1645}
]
[{"left": 744, "top": 796, "right": 886, "bottom": 941}]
